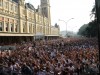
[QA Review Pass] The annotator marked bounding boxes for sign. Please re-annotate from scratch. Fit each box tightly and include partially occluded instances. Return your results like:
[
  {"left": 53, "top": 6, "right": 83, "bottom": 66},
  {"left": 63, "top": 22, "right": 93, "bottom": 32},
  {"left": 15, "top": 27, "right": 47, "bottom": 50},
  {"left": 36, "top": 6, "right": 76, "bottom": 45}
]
[
  {"left": 34, "top": 32, "right": 44, "bottom": 40},
  {"left": 0, "top": 46, "right": 16, "bottom": 51}
]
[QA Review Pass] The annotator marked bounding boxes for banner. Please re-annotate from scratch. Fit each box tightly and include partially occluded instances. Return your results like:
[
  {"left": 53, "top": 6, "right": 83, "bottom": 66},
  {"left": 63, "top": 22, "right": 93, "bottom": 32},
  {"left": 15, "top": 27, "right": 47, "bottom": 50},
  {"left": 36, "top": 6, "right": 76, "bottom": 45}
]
[{"left": 0, "top": 46, "right": 16, "bottom": 51}]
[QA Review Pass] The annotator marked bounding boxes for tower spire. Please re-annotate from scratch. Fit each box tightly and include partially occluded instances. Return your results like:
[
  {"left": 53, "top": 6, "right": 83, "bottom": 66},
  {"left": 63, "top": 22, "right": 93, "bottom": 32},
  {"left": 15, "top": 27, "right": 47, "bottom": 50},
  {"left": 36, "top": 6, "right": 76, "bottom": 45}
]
[{"left": 40, "top": 0, "right": 51, "bottom": 34}]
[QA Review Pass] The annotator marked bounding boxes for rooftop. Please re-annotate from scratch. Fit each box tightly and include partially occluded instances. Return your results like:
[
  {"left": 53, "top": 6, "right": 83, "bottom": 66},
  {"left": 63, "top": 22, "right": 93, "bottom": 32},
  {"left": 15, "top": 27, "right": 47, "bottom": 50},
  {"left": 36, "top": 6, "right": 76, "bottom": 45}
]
[
  {"left": 25, "top": 3, "right": 35, "bottom": 11},
  {"left": 12, "top": 0, "right": 19, "bottom": 3}
]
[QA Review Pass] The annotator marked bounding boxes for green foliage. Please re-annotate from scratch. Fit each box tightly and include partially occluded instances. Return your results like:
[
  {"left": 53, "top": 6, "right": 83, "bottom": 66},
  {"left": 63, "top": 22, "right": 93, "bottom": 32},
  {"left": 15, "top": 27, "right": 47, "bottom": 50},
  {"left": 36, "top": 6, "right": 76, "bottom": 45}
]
[
  {"left": 78, "top": 20, "right": 98, "bottom": 37},
  {"left": 77, "top": 24, "right": 88, "bottom": 36},
  {"left": 86, "top": 20, "right": 98, "bottom": 37},
  {"left": 77, "top": 3, "right": 98, "bottom": 38}
]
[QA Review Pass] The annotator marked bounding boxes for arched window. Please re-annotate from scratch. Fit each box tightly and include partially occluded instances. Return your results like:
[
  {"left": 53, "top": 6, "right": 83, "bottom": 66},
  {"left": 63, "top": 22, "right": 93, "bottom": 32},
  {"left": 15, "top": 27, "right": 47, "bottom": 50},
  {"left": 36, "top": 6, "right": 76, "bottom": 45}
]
[
  {"left": 0, "top": 22, "right": 3, "bottom": 31},
  {"left": 23, "top": 22, "right": 26, "bottom": 32},
  {"left": 6, "top": 23, "right": 8, "bottom": 31},
  {"left": 15, "top": 24, "right": 18, "bottom": 32},
  {"left": 0, "top": 0, "right": 2, "bottom": 6},
  {"left": 11, "top": 24, "right": 13, "bottom": 32},
  {"left": 29, "top": 23, "right": 32, "bottom": 33},
  {"left": 33, "top": 24, "right": 34, "bottom": 33}
]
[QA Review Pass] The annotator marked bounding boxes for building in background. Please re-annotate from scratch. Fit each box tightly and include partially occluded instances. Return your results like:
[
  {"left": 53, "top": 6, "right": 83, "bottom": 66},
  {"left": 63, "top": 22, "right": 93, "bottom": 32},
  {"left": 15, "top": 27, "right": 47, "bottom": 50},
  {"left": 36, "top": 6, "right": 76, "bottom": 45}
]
[{"left": 0, "top": 0, "right": 60, "bottom": 43}]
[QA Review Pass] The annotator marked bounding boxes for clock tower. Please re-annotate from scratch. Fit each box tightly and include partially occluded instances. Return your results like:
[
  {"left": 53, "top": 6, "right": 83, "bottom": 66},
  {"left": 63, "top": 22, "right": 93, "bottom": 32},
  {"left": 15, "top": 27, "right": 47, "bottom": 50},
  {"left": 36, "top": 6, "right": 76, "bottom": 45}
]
[{"left": 40, "top": 0, "right": 51, "bottom": 34}]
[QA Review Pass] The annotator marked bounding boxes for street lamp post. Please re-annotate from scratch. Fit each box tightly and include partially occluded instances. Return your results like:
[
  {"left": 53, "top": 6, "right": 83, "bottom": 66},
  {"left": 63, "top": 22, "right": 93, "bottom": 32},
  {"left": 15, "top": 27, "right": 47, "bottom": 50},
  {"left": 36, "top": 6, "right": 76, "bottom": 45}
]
[{"left": 59, "top": 18, "right": 74, "bottom": 37}]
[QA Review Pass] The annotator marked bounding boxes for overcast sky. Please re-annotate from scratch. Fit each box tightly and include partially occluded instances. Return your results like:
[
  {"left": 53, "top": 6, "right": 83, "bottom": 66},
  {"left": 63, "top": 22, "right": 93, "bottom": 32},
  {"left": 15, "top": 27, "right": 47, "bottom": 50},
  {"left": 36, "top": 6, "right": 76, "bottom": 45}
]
[{"left": 25, "top": 0, "right": 95, "bottom": 33}]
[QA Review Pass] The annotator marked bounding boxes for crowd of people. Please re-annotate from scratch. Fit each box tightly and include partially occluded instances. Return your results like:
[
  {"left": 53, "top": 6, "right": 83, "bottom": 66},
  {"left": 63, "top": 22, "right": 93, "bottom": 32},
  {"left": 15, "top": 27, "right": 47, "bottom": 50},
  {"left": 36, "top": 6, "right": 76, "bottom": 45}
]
[{"left": 0, "top": 37, "right": 99, "bottom": 75}]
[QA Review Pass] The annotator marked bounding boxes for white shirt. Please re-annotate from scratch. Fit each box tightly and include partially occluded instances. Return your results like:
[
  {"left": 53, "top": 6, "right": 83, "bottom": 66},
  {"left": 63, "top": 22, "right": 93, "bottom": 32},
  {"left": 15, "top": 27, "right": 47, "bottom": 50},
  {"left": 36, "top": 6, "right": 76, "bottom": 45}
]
[{"left": 68, "top": 66, "right": 75, "bottom": 71}]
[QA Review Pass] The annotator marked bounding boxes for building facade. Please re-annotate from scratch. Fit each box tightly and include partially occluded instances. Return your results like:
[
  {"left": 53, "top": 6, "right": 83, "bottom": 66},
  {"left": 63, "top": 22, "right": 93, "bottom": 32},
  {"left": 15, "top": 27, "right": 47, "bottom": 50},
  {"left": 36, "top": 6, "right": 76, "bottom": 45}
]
[{"left": 0, "top": 0, "right": 59, "bottom": 41}]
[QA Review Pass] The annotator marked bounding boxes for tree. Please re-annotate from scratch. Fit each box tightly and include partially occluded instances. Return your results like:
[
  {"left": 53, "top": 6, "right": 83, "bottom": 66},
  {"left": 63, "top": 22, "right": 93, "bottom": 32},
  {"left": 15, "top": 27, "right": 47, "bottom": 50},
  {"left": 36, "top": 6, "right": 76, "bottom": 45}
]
[
  {"left": 77, "top": 24, "right": 88, "bottom": 36},
  {"left": 90, "top": 5, "right": 96, "bottom": 19},
  {"left": 77, "top": 2, "right": 98, "bottom": 37},
  {"left": 78, "top": 20, "right": 98, "bottom": 37},
  {"left": 86, "top": 20, "right": 98, "bottom": 37}
]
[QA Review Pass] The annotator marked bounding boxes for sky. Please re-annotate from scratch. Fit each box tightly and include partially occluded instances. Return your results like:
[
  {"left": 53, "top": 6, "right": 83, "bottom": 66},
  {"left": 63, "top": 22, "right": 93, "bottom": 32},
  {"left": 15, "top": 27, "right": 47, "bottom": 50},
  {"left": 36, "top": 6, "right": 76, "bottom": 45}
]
[{"left": 25, "top": 0, "right": 95, "bottom": 33}]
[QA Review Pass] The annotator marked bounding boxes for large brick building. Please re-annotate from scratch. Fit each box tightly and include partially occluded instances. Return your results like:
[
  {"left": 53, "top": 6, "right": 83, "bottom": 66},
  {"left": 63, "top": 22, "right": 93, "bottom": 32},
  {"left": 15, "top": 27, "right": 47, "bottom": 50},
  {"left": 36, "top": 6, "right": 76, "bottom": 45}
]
[{"left": 0, "top": 0, "right": 60, "bottom": 43}]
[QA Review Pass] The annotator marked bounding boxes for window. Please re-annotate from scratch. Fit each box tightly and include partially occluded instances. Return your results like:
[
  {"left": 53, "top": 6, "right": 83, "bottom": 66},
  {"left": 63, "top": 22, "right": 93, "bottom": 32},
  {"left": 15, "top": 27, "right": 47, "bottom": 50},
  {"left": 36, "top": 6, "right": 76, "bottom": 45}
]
[
  {"left": 23, "top": 22, "right": 26, "bottom": 32},
  {"left": 40, "top": 26, "right": 42, "bottom": 31},
  {"left": 23, "top": 9, "right": 25, "bottom": 15},
  {"left": 29, "top": 24, "right": 32, "bottom": 33},
  {"left": 0, "top": 22, "right": 3, "bottom": 31},
  {"left": 15, "top": 6, "right": 18, "bottom": 12},
  {"left": 36, "top": 15, "right": 38, "bottom": 22},
  {"left": 32, "top": 13, "right": 35, "bottom": 19},
  {"left": 11, "top": 24, "right": 13, "bottom": 32},
  {"left": 11, "top": 4, "right": 13, "bottom": 11},
  {"left": 0, "top": 0, "right": 2, "bottom": 6},
  {"left": 33, "top": 24, "right": 34, "bottom": 33},
  {"left": 5, "top": 2, "right": 8, "bottom": 9},
  {"left": 15, "top": 24, "right": 18, "bottom": 32},
  {"left": 6, "top": 23, "right": 8, "bottom": 31},
  {"left": 28, "top": 12, "right": 32, "bottom": 18}
]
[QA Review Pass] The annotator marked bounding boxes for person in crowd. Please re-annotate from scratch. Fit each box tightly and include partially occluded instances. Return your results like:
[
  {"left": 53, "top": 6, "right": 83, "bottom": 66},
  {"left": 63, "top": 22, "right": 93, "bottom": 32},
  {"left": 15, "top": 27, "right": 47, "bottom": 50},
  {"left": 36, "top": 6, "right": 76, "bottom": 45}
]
[{"left": 0, "top": 38, "right": 99, "bottom": 75}]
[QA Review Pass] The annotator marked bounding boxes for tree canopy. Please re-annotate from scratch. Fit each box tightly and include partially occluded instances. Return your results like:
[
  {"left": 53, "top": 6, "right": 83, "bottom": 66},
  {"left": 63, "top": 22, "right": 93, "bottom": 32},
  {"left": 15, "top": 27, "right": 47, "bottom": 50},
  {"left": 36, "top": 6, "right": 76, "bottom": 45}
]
[{"left": 77, "top": 3, "right": 98, "bottom": 37}]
